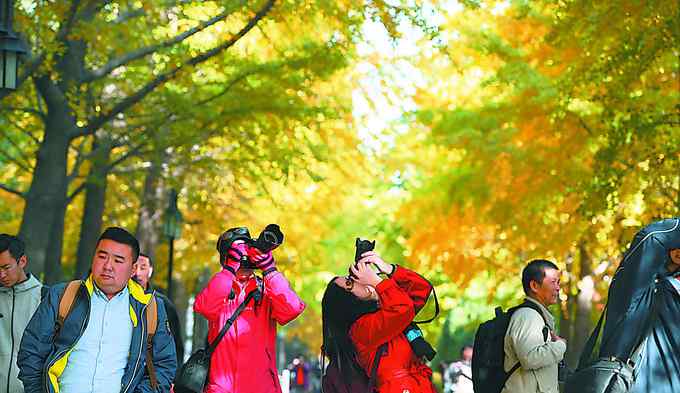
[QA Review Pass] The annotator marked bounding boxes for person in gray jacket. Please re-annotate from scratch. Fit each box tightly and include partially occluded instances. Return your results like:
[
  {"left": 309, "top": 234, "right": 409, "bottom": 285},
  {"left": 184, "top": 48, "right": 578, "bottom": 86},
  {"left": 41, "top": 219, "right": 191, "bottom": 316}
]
[
  {"left": 503, "top": 259, "right": 566, "bottom": 393},
  {"left": 0, "top": 234, "right": 43, "bottom": 393}
]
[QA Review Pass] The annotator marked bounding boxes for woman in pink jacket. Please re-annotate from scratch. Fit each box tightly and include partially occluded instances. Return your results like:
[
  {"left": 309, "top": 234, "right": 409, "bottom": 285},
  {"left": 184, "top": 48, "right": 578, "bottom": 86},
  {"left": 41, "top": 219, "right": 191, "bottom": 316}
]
[{"left": 194, "top": 227, "right": 306, "bottom": 393}]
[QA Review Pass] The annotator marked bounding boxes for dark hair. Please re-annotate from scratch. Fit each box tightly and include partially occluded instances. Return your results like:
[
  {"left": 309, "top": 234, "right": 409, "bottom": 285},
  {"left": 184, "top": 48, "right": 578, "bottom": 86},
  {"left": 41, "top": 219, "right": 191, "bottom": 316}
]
[
  {"left": 522, "top": 259, "right": 559, "bottom": 295},
  {"left": 97, "top": 227, "right": 140, "bottom": 263},
  {"left": 139, "top": 253, "right": 153, "bottom": 267},
  {"left": 0, "top": 234, "right": 25, "bottom": 260},
  {"left": 460, "top": 343, "right": 473, "bottom": 355},
  {"left": 321, "top": 279, "right": 378, "bottom": 381}
]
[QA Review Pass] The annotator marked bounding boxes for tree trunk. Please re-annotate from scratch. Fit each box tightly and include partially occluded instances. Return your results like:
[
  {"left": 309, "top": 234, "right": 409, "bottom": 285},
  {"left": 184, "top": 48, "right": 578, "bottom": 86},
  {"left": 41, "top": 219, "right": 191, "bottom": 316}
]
[
  {"left": 43, "top": 202, "right": 66, "bottom": 284},
  {"left": 566, "top": 241, "right": 595, "bottom": 368},
  {"left": 135, "top": 153, "right": 166, "bottom": 260},
  {"left": 560, "top": 253, "right": 574, "bottom": 365},
  {"left": 191, "top": 268, "right": 212, "bottom": 353},
  {"left": 18, "top": 103, "right": 72, "bottom": 280},
  {"left": 74, "top": 141, "right": 113, "bottom": 279}
]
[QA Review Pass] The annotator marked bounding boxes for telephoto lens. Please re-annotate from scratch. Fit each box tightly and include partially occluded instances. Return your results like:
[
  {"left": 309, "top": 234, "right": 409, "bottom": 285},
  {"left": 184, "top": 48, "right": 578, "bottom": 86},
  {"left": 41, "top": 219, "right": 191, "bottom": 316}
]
[{"left": 251, "top": 224, "right": 284, "bottom": 253}]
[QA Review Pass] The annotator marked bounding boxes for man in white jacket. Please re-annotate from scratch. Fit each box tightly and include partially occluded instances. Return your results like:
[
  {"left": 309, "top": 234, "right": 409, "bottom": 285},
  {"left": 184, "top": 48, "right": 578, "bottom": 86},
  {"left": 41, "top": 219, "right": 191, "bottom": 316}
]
[
  {"left": 0, "top": 234, "right": 43, "bottom": 393},
  {"left": 504, "top": 259, "right": 566, "bottom": 393}
]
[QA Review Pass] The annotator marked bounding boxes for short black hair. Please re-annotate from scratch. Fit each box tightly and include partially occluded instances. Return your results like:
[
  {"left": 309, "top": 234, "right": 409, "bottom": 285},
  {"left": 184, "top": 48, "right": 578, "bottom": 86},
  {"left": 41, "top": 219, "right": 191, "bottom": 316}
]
[
  {"left": 522, "top": 259, "right": 559, "bottom": 295},
  {"left": 0, "top": 234, "right": 25, "bottom": 260},
  {"left": 139, "top": 253, "right": 153, "bottom": 267},
  {"left": 97, "top": 227, "right": 140, "bottom": 262}
]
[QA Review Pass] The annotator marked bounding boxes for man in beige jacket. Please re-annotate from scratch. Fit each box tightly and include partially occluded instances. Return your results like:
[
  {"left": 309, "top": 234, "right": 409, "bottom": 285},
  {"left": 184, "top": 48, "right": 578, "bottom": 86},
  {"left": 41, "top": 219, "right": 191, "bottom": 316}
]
[{"left": 503, "top": 259, "right": 566, "bottom": 393}]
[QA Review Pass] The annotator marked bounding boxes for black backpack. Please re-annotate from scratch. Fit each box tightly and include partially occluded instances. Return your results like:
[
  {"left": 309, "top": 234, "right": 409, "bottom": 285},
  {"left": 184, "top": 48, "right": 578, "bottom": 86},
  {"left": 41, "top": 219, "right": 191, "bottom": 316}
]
[{"left": 472, "top": 301, "right": 549, "bottom": 393}]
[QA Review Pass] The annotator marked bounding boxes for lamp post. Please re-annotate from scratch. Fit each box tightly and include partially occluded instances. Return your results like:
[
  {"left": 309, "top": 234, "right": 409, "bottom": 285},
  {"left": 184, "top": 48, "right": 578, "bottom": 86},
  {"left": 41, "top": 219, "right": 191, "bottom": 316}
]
[
  {"left": 162, "top": 189, "right": 182, "bottom": 300},
  {"left": 1, "top": 0, "right": 26, "bottom": 90}
]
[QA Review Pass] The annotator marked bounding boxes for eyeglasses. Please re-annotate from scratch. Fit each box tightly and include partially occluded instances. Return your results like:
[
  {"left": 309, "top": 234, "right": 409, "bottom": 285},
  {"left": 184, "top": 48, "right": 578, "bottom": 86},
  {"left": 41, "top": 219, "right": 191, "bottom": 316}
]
[{"left": 344, "top": 275, "right": 355, "bottom": 292}]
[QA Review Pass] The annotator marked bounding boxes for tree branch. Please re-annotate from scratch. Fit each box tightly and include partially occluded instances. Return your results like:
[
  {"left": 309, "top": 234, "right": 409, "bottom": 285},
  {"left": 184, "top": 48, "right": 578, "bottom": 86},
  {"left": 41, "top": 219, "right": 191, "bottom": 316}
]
[
  {"left": 66, "top": 182, "right": 86, "bottom": 203},
  {"left": 80, "top": 0, "right": 276, "bottom": 137},
  {"left": 0, "top": 183, "right": 25, "bottom": 198},
  {"left": 55, "top": 1, "right": 82, "bottom": 42},
  {"left": 0, "top": 129, "right": 33, "bottom": 165},
  {"left": 82, "top": 0, "right": 247, "bottom": 83},
  {"left": 0, "top": 148, "right": 32, "bottom": 173},
  {"left": 2, "top": 106, "right": 46, "bottom": 120},
  {"left": 66, "top": 138, "right": 91, "bottom": 184}
]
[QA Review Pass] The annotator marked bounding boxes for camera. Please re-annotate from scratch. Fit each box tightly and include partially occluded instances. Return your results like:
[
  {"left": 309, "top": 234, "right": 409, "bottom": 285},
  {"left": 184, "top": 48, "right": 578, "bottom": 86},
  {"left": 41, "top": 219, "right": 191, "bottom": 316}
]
[
  {"left": 217, "top": 224, "right": 284, "bottom": 268},
  {"left": 354, "top": 238, "right": 375, "bottom": 263},
  {"left": 349, "top": 238, "right": 375, "bottom": 279}
]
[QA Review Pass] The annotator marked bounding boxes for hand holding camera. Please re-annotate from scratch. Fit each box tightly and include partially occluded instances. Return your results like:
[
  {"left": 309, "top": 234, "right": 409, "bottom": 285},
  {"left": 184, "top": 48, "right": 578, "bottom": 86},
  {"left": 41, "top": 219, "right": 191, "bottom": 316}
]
[
  {"left": 217, "top": 224, "right": 284, "bottom": 274},
  {"left": 222, "top": 240, "right": 248, "bottom": 272},
  {"left": 357, "top": 252, "right": 394, "bottom": 276},
  {"left": 247, "top": 247, "right": 275, "bottom": 270},
  {"left": 349, "top": 260, "right": 382, "bottom": 288},
  {"left": 353, "top": 238, "right": 394, "bottom": 276}
]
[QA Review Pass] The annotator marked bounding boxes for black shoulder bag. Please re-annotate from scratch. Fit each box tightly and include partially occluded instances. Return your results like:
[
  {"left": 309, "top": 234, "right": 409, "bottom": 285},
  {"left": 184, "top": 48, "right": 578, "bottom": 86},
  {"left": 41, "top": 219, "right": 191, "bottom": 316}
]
[
  {"left": 174, "top": 288, "right": 261, "bottom": 393},
  {"left": 564, "top": 282, "right": 658, "bottom": 393}
]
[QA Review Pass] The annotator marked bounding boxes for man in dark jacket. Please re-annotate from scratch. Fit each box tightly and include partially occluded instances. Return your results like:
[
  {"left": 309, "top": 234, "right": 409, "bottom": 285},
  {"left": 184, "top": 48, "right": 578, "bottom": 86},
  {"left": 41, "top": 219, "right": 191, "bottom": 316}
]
[
  {"left": 133, "top": 253, "right": 184, "bottom": 364},
  {"left": 599, "top": 217, "right": 680, "bottom": 393},
  {"left": 0, "top": 234, "right": 44, "bottom": 393},
  {"left": 17, "top": 227, "right": 177, "bottom": 393}
]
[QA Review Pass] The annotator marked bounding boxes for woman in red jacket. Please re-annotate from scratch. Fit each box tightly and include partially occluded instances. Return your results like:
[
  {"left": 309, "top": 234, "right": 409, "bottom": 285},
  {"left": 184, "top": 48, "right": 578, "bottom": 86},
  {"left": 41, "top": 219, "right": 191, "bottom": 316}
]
[{"left": 321, "top": 251, "right": 437, "bottom": 393}]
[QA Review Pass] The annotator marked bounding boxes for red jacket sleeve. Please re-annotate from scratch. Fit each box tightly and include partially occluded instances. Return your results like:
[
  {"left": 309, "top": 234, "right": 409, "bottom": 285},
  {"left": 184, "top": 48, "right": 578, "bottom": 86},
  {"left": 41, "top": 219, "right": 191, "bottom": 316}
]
[
  {"left": 391, "top": 265, "right": 433, "bottom": 314},
  {"left": 350, "top": 278, "right": 415, "bottom": 348},
  {"left": 263, "top": 271, "right": 306, "bottom": 325},
  {"left": 194, "top": 269, "right": 234, "bottom": 321}
]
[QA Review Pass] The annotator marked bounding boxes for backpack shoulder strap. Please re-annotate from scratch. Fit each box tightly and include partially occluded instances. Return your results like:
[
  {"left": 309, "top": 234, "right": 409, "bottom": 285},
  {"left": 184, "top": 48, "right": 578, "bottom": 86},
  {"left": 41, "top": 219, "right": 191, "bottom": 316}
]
[
  {"left": 146, "top": 294, "right": 158, "bottom": 336},
  {"left": 503, "top": 301, "right": 551, "bottom": 385},
  {"left": 57, "top": 280, "right": 82, "bottom": 333},
  {"left": 367, "top": 343, "right": 387, "bottom": 392},
  {"left": 513, "top": 300, "right": 550, "bottom": 341},
  {"left": 145, "top": 294, "right": 159, "bottom": 391}
]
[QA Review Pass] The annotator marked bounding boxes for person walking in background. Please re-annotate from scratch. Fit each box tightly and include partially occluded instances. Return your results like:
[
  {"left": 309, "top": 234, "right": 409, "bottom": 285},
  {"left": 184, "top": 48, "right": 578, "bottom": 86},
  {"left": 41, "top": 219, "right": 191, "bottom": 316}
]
[
  {"left": 194, "top": 226, "right": 305, "bottom": 393},
  {"left": 133, "top": 253, "right": 185, "bottom": 365},
  {"left": 0, "top": 234, "right": 44, "bottom": 393},
  {"left": 444, "top": 344, "right": 473, "bottom": 393},
  {"left": 289, "top": 354, "right": 311, "bottom": 392},
  {"left": 17, "top": 227, "right": 177, "bottom": 393},
  {"left": 503, "top": 259, "right": 566, "bottom": 393}
]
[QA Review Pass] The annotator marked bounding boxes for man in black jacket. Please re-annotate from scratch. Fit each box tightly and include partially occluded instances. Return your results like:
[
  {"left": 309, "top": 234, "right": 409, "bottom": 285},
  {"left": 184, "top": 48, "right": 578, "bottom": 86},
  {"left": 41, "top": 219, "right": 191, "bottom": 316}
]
[{"left": 134, "top": 254, "right": 185, "bottom": 365}]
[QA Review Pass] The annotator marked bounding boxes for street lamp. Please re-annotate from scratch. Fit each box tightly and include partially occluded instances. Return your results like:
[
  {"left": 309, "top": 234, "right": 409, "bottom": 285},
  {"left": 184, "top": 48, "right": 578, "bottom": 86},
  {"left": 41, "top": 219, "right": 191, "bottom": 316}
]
[
  {"left": 1, "top": 0, "right": 26, "bottom": 90},
  {"left": 162, "top": 189, "right": 182, "bottom": 300}
]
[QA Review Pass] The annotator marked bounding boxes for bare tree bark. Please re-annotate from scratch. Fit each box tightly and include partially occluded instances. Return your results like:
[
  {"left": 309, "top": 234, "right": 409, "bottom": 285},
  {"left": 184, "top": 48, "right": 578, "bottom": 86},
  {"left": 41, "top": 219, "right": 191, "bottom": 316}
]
[
  {"left": 74, "top": 139, "right": 113, "bottom": 279},
  {"left": 18, "top": 77, "right": 74, "bottom": 279},
  {"left": 135, "top": 152, "right": 167, "bottom": 261},
  {"left": 566, "top": 241, "right": 595, "bottom": 368}
]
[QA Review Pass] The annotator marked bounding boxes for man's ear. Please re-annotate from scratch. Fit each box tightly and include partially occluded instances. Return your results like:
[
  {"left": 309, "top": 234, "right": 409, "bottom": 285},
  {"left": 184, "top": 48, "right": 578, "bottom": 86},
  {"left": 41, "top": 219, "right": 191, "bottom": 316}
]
[
  {"left": 18, "top": 254, "right": 28, "bottom": 270},
  {"left": 529, "top": 279, "right": 541, "bottom": 294}
]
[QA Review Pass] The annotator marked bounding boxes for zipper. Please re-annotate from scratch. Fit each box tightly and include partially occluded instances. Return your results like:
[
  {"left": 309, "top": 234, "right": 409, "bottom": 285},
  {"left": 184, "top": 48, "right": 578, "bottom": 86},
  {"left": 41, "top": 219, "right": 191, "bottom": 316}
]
[
  {"left": 121, "top": 297, "right": 150, "bottom": 393},
  {"left": 7, "top": 287, "right": 15, "bottom": 393},
  {"left": 43, "top": 286, "right": 90, "bottom": 393}
]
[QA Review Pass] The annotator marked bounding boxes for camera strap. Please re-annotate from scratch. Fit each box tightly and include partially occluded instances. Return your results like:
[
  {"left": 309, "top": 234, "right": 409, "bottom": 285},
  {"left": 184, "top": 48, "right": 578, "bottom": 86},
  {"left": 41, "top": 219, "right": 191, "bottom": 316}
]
[
  {"left": 206, "top": 287, "right": 261, "bottom": 356},
  {"left": 413, "top": 276, "right": 440, "bottom": 325}
]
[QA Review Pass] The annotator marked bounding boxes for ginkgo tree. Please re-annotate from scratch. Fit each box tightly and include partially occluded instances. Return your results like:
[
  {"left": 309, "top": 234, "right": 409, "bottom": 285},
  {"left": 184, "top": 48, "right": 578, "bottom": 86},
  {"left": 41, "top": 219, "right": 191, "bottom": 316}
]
[{"left": 0, "top": 0, "right": 427, "bottom": 283}]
